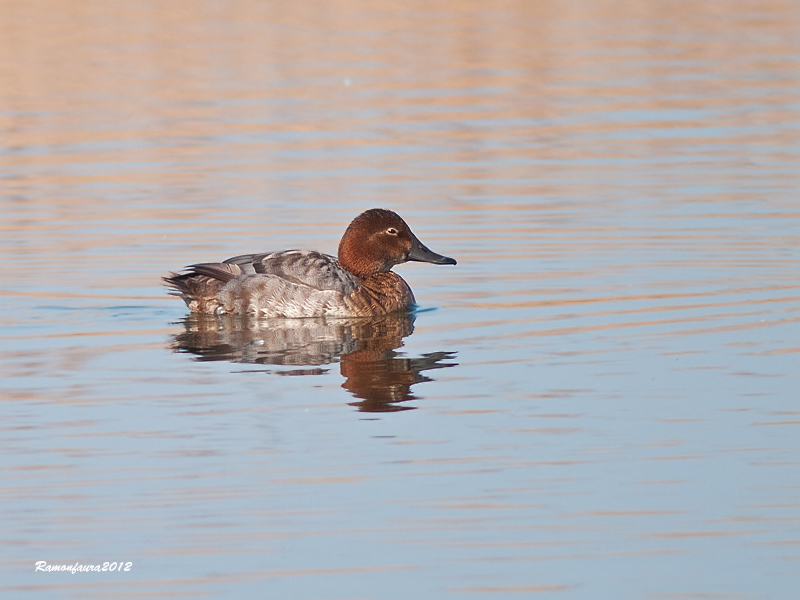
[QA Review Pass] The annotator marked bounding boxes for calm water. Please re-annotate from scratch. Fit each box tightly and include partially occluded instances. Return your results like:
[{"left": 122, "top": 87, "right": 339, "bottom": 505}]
[{"left": 2, "top": 1, "right": 800, "bottom": 598}]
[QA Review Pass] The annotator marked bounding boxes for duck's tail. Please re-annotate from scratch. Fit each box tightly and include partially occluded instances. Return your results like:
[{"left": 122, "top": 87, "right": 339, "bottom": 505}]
[{"left": 163, "top": 263, "right": 241, "bottom": 314}]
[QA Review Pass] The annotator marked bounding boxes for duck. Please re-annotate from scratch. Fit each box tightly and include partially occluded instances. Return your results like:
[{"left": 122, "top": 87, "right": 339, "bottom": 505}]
[{"left": 164, "top": 208, "right": 456, "bottom": 317}]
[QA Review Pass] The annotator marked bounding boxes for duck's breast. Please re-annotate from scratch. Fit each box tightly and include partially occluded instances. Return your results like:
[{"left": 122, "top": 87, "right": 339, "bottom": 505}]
[{"left": 339, "top": 272, "right": 416, "bottom": 316}]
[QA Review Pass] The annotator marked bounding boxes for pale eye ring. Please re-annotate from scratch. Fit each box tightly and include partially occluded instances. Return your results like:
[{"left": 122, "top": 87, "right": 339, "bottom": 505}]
[{"left": 386, "top": 227, "right": 398, "bottom": 235}]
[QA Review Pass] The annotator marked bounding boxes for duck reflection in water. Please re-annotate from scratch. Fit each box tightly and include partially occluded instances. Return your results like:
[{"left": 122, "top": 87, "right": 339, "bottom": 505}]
[{"left": 170, "top": 312, "right": 457, "bottom": 412}]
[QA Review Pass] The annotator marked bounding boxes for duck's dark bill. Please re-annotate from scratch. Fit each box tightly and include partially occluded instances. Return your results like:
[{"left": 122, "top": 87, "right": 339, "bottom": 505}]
[{"left": 407, "top": 237, "right": 457, "bottom": 265}]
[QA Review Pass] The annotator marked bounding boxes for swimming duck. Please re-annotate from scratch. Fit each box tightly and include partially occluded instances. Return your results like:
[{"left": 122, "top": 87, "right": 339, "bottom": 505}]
[{"left": 164, "top": 208, "right": 456, "bottom": 317}]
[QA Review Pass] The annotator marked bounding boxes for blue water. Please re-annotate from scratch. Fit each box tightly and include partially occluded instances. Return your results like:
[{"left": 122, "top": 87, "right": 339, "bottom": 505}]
[{"left": 2, "top": 1, "right": 800, "bottom": 599}]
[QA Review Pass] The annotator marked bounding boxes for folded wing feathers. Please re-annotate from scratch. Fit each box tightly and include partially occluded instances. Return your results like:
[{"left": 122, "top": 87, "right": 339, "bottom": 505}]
[
  {"left": 163, "top": 250, "right": 359, "bottom": 315},
  {"left": 224, "top": 251, "right": 356, "bottom": 294},
  {"left": 188, "top": 262, "right": 243, "bottom": 282}
]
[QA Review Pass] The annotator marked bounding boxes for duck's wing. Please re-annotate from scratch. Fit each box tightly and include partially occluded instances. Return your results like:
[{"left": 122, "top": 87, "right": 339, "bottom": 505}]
[
  {"left": 164, "top": 250, "right": 360, "bottom": 315},
  {"left": 223, "top": 250, "right": 358, "bottom": 295}
]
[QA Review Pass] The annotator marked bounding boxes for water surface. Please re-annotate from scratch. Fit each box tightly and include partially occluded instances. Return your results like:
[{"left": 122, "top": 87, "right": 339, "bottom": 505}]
[{"left": 2, "top": 1, "right": 799, "bottom": 598}]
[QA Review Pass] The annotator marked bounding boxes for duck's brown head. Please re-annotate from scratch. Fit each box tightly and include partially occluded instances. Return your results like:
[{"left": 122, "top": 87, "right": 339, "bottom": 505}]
[{"left": 337, "top": 208, "right": 456, "bottom": 277}]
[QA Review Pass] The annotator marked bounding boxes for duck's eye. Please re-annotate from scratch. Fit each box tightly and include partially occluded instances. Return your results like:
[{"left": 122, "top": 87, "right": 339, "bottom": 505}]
[{"left": 386, "top": 227, "right": 398, "bottom": 235}]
